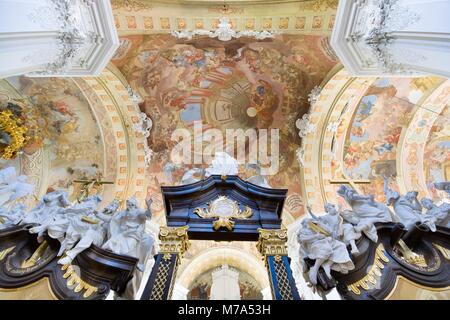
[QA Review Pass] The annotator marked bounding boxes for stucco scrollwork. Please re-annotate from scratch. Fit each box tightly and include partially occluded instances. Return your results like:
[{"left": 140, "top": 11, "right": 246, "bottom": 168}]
[{"left": 349, "top": 0, "right": 422, "bottom": 73}]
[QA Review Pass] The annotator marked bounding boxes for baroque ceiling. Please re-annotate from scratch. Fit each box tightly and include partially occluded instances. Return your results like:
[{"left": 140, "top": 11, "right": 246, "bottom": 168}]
[{"left": 111, "top": 33, "right": 339, "bottom": 222}]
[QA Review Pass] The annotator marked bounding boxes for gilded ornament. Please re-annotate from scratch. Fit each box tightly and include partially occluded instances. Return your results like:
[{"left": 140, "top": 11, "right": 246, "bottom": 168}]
[
  {"left": 396, "top": 239, "right": 427, "bottom": 268},
  {"left": 159, "top": 226, "right": 190, "bottom": 258},
  {"left": 193, "top": 196, "right": 253, "bottom": 231},
  {"left": 61, "top": 264, "right": 98, "bottom": 298},
  {"left": 433, "top": 243, "right": 450, "bottom": 260},
  {"left": 0, "top": 246, "right": 15, "bottom": 261},
  {"left": 347, "top": 244, "right": 389, "bottom": 295},
  {"left": 0, "top": 110, "right": 29, "bottom": 160},
  {"left": 111, "top": 0, "right": 151, "bottom": 12},
  {"left": 21, "top": 241, "right": 49, "bottom": 268},
  {"left": 257, "top": 228, "right": 288, "bottom": 258}
]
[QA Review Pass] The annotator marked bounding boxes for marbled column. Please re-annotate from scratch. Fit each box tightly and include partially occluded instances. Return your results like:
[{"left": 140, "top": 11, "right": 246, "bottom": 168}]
[
  {"left": 257, "top": 228, "right": 301, "bottom": 300},
  {"left": 140, "top": 226, "right": 189, "bottom": 300}
]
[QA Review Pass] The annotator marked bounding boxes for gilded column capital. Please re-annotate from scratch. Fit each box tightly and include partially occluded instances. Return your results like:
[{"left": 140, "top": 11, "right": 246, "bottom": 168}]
[
  {"left": 159, "top": 226, "right": 190, "bottom": 257},
  {"left": 256, "top": 228, "right": 288, "bottom": 257}
]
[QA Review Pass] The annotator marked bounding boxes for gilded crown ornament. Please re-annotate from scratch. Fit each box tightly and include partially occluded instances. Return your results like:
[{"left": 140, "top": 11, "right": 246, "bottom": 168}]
[{"left": 193, "top": 196, "right": 253, "bottom": 231}]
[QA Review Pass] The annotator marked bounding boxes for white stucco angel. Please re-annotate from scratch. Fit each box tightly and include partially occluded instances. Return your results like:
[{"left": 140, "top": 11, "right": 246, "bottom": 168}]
[
  {"left": 340, "top": 209, "right": 379, "bottom": 243},
  {"left": 22, "top": 190, "right": 71, "bottom": 227},
  {"left": 0, "top": 203, "right": 27, "bottom": 229},
  {"left": 102, "top": 197, "right": 156, "bottom": 272},
  {"left": 0, "top": 166, "right": 34, "bottom": 207},
  {"left": 53, "top": 195, "right": 102, "bottom": 256},
  {"left": 338, "top": 184, "right": 393, "bottom": 224},
  {"left": 205, "top": 152, "right": 239, "bottom": 177},
  {"left": 58, "top": 198, "right": 120, "bottom": 265},
  {"left": 383, "top": 177, "right": 422, "bottom": 229},
  {"left": 306, "top": 204, "right": 342, "bottom": 239},
  {"left": 420, "top": 198, "right": 450, "bottom": 231},
  {"left": 297, "top": 205, "right": 354, "bottom": 286},
  {"left": 339, "top": 210, "right": 362, "bottom": 254},
  {"left": 27, "top": 191, "right": 74, "bottom": 243}
]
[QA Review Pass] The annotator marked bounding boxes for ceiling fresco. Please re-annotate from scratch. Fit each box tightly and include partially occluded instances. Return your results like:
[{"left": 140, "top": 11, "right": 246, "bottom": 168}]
[
  {"left": 299, "top": 71, "right": 449, "bottom": 211},
  {"left": 424, "top": 105, "right": 450, "bottom": 201},
  {"left": 112, "top": 33, "right": 339, "bottom": 221},
  {"left": 0, "top": 77, "right": 106, "bottom": 202}
]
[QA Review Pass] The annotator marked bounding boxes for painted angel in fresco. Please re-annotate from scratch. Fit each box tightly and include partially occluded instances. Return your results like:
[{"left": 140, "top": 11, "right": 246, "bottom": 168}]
[{"left": 22, "top": 190, "right": 70, "bottom": 227}]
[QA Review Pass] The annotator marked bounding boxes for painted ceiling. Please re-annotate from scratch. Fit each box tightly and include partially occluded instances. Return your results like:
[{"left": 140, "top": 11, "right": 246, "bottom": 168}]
[{"left": 112, "top": 33, "right": 339, "bottom": 221}]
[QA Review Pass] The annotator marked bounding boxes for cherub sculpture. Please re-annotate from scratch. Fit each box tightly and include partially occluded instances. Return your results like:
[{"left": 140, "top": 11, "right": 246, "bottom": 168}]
[{"left": 340, "top": 209, "right": 379, "bottom": 243}]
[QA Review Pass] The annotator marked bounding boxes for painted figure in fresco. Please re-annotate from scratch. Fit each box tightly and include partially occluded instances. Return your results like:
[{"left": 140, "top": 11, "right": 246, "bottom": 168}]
[
  {"left": 420, "top": 198, "right": 450, "bottom": 231},
  {"left": 0, "top": 167, "right": 34, "bottom": 207},
  {"left": 297, "top": 217, "right": 354, "bottom": 286},
  {"left": 102, "top": 197, "right": 156, "bottom": 272},
  {"left": 337, "top": 184, "right": 393, "bottom": 224},
  {"left": 383, "top": 177, "right": 423, "bottom": 229},
  {"left": 58, "top": 199, "right": 120, "bottom": 265}
]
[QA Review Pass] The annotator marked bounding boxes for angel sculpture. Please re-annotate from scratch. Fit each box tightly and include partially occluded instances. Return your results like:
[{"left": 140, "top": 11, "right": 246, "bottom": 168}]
[
  {"left": 383, "top": 177, "right": 422, "bottom": 229},
  {"left": 102, "top": 197, "right": 156, "bottom": 272},
  {"left": 0, "top": 203, "right": 27, "bottom": 229},
  {"left": 340, "top": 209, "right": 379, "bottom": 243},
  {"left": 420, "top": 198, "right": 450, "bottom": 231},
  {"left": 0, "top": 166, "right": 34, "bottom": 207},
  {"left": 338, "top": 184, "right": 393, "bottom": 224},
  {"left": 58, "top": 198, "right": 120, "bottom": 265},
  {"left": 339, "top": 210, "right": 362, "bottom": 254},
  {"left": 205, "top": 152, "right": 239, "bottom": 177},
  {"left": 22, "top": 190, "right": 71, "bottom": 228},
  {"left": 29, "top": 194, "right": 101, "bottom": 245},
  {"left": 297, "top": 205, "right": 354, "bottom": 286}
]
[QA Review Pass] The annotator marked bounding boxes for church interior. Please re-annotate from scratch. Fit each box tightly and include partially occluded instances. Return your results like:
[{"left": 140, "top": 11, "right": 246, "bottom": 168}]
[{"left": 0, "top": 0, "right": 449, "bottom": 301}]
